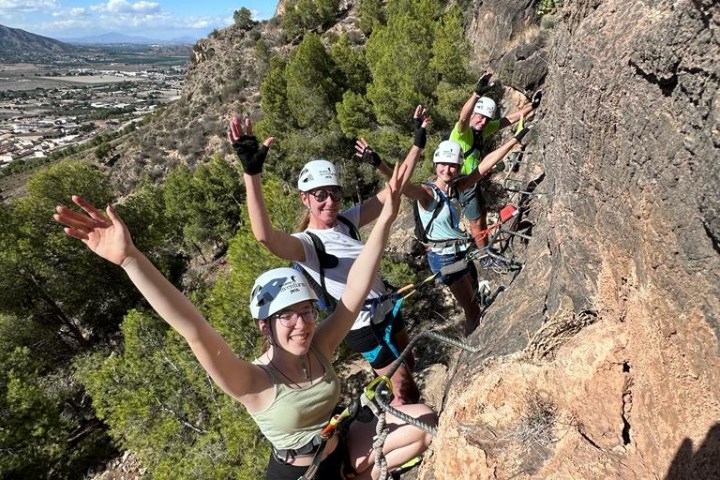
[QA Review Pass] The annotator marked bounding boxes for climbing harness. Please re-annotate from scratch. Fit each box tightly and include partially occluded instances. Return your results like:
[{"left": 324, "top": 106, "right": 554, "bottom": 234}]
[
  {"left": 371, "top": 258, "right": 474, "bottom": 313},
  {"left": 297, "top": 396, "right": 371, "bottom": 480}
]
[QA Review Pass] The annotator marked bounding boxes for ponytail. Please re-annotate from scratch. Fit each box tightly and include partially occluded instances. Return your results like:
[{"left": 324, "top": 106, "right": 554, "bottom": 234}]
[{"left": 296, "top": 209, "right": 310, "bottom": 232}]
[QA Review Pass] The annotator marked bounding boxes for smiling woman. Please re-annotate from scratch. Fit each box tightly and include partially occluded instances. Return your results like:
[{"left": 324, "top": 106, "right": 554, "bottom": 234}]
[
  {"left": 52, "top": 153, "right": 435, "bottom": 479},
  {"left": 400, "top": 130, "right": 528, "bottom": 337}
]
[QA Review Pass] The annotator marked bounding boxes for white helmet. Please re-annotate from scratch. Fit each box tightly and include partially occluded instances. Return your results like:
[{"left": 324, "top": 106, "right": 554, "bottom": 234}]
[
  {"left": 249, "top": 267, "right": 318, "bottom": 320},
  {"left": 297, "top": 159, "right": 342, "bottom": 192},
  {"left": 473, "top": 96, "right": 496, "bottom": 119},
  {"left": 433, "top": 140, "right": 463, "bottom": 165}
]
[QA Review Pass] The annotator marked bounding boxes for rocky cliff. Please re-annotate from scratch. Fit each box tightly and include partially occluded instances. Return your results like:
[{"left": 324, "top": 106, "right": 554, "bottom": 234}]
[{"left": 421, "top": 0, "right": 720, "bottom": 479}]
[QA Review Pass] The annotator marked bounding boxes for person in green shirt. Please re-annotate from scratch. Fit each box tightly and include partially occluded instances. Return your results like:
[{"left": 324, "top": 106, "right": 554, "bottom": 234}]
[{"left": 450, "top": 72, "right": 542, "bottom": 263}]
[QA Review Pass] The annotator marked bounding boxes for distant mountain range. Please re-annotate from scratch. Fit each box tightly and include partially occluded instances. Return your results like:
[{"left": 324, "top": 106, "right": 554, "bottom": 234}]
[
  {"left": 0, "top": 24, "right": 195, "bottom": 54},
  {"left": 0, "top": 24, "right": 76, "bottom": 54},
  {"left": 57, "top": 32, "right": 196, "bottom": 45}
]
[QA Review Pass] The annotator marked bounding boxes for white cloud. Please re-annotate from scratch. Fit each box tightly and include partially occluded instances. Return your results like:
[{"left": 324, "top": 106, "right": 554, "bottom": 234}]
[
  {"left": 105, "top": 0, "right": 131, "bottom": 13},
  {"left": 131, "top": 1, "right": 160, "bottom": 14},
  {"left": 51, "top": 7, "right": 88, "bottom": 18},
  {"left": 0, "top": 0, "right": 58, "bottom": 12},
  {"left": 69, "top": 7, "right": 88, "bottom": 16},
  {"left": 10, "top": 0, "right": 235, "bottom": 40},
  {"left": 250, "top": 9, "right": 271, "bottom": 21},
  {"left": 92, "top": 0, "right": 159, "bottom": 14}
]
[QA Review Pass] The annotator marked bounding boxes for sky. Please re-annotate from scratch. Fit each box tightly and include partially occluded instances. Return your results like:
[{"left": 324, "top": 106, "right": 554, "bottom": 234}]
[{"left": 0, "top": 0, "right": 277, "bottom": 41}]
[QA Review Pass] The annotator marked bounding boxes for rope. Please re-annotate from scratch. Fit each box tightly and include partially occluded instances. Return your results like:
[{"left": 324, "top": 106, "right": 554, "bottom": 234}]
[
  {"left": 356, "top": 329, "right": 485, "bottom": 480},
  {"left": 370, "top": 330, "right": 484, "bottom": 434},
  {"left": 374, "top": 411, "right": 389, "bottom": 479}
]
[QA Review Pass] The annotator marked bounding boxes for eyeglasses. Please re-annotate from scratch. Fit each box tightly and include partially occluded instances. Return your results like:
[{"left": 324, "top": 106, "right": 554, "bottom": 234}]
[
  {"left": 309, "top": 187, "right": 343, "bottom": 202},
  {"left": 272, "top": 308, "right": 319, "bottom": 327}
]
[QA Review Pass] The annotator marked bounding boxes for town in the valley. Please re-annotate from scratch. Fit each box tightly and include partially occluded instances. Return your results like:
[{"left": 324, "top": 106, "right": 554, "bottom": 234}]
[{"left": 0, "top": 45, "right": 189, "bottom": 175}]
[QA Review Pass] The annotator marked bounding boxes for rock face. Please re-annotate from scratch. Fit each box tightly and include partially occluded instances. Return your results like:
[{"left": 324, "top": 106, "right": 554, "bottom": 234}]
[{"left": 421, "top": 0, "right": 720, "bottom": 479}]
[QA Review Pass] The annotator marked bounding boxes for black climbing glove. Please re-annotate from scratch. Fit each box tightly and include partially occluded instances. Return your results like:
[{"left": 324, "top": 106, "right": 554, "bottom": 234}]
[
  {"left": 361, "top": 146, "right": 382, "bottom": 168},
  {"left": 531, "top": 90, "right": 543, "bottom": 109},
  {"left": 514, "top": 125, "right": 530, "bottom": 143},
  {"left": 413, "top": 116, "right": 427, "bottom": 149},
  {"left": 474, "top": 72, "right": 494, "bottom": 96},
  {"left": 233, "top": 136, "right": 268, "bottom": 175}
]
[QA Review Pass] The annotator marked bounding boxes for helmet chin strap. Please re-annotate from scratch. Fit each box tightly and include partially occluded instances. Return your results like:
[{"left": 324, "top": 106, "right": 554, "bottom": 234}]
[
  {"left": 267, "top": 321, "right": 296, "bottom": 356},
  {"left": 266, "top": 322, "right": 281, "bottom": 349}
]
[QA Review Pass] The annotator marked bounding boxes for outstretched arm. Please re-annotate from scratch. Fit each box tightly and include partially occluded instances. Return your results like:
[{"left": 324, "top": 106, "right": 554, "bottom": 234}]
[
  {"left": 499, "top": 90, "right": 542, "bottom": 129},
  {"left": 458, "top": 122, "right": 530, "bottom": 189},
  {"left": 228, "top": 115, "right": 306, "bottom": 262},
  {"left": 356, "top": 105, "right": 430, "bottom": 227},
  {"left": 315, "top": 162, "right": 411, "bottom": 355},
  {"left": 53, "top": 197, "right": 261, "bottom": 403},
  {"left": 500, "top": 104, "right": 533, "bottom": 129},
  {"left": 457, "top": 72, "right": 493, "bottom": 133}
]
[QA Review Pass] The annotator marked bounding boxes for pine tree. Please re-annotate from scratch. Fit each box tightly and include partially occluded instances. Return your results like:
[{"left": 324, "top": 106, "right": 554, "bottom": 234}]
[
  {"left": 365, "top": 0, "right": 442, "bottom": 126},
  {"left": 285, "top": 33, "right": 341, "bottom": 129},
  {"left": 331, "top": 33, "right": 372, "bottom": 94},
  {"left": 256, "top": 56, "right": 291, "bottom": 139},
  {"left": 358, "top": 0, "right": 386, "bottom": 35}
]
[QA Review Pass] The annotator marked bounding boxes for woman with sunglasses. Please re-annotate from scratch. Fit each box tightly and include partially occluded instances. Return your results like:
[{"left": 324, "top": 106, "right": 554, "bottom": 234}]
[
  {"left": 230, "top": 109, "right": 429, "bottom": 406},
  {"left": 52, "top": 163, "right": 436, "bottom": 480}
]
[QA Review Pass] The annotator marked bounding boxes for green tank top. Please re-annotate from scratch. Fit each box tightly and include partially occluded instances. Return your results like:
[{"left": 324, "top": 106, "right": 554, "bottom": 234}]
[{"left": 250, "top": 344, "right": 340, "bottom": 450}]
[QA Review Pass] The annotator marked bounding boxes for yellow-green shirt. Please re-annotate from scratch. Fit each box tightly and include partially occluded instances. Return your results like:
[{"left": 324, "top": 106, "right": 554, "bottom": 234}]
[{"left": 450, "top": 120, "right": 501, "bottom": 175}]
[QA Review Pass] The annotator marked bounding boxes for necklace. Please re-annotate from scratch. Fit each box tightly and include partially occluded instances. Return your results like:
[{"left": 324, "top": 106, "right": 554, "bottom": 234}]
[{"left": 268, "top": 352, "right": 312, "bottom": 389}]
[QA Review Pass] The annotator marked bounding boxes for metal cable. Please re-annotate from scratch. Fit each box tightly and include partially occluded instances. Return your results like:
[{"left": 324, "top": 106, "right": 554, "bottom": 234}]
[
  {"left": 385, "top": 329, "right": 482, "bottom": 380},
  {"left": 367, "top": 329, "right": 485, "bottom": 437}
]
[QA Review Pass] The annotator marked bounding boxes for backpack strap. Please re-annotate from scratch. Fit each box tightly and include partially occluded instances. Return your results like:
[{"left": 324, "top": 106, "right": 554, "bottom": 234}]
[
  {"left": 416, "top": 188, "right": 444, "bottom": 243},
  {"left": 298, "top": 217, "right": 362, "bottom": 312},
  {"left": 463, "top": 129, "right": 485, "bottom": 160},
  {"left": 425, "top": 182, "right": 460, "bottom": 236},
  {"left": 301, "top": 231, "right": 337, "bottom": 311},
  {"left": 336, "top": 214, "right": 361, "bottom": 241}
]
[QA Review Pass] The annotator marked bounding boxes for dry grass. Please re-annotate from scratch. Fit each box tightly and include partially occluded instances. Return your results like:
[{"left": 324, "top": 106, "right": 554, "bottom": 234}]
[
  {"left": 506, "top": 391, "right": 558, "bottom": 450},
  {"left": 524, "top": 309, "right": 597, "bottom": 361}
]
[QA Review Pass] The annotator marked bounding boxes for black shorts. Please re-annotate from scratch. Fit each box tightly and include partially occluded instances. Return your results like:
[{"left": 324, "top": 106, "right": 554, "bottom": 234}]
[
  {"left": 345, "top": 311, "right": 406, "bottom": 369},
  {"left": 265, "top": 440, "right": 345, "bottom": 480}
]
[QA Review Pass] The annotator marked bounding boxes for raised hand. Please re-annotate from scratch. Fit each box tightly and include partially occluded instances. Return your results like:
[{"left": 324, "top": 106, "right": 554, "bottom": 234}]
[
  {"left": 413, "top": 104, "right": 431, "bottom": 148},
  {"left": 227, "top": 114, "right": 276, "bottom": 175},
  {"left": 354, "top": 138, "right": 381, "bottom": 167},
  {"left": 53, "top": 195, "right": 135, "bottom": 266},
  {"left": 513, "top": 115, "right": 530, "bottom": 142},
  {"left": 379, "top": 163, "right": 405, "bottom": 222},
  {"left": 474, "top": 71, "right": 494, "bottom": 96}
]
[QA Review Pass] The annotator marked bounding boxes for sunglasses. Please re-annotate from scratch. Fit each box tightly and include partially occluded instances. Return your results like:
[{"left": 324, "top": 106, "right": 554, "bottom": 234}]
[
  {"left": 272, "top": 308, "right": 319, "bottom": 328},
  {"left": 309, "top": 187, "right": 343, "bottom": 202}
]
